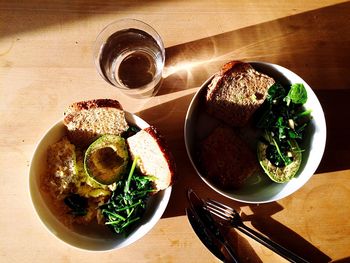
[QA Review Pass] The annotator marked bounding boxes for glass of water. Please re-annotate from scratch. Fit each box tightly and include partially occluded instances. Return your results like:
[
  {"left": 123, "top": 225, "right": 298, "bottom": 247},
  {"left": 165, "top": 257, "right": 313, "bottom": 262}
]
[{"left": 94, "top": 19, "right": 165, "bottom": 98}]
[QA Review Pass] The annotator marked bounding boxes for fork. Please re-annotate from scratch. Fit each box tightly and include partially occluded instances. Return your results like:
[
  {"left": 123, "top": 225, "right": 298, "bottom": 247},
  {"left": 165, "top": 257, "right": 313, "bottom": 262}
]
[{"left": 205, "top": 199, "right": 310, "bottom": 263}]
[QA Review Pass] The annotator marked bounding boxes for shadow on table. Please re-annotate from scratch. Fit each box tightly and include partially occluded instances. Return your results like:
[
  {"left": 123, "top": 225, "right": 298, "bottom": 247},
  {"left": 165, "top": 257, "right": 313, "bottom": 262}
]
[
  {"left": 332, "top": 258, "right": 350, "bottom": 263},
  {"left": 313, "top": 89, "right": 350, "bottom": 174},
  {"left": 221, "top": 201, "right": 333, "bottom": 263},
  {"left": 241, "top": 203, "right": 331, "bottom": 263},
  {"left": 135, "top": 3, "right": 350, "bottom": 262}
]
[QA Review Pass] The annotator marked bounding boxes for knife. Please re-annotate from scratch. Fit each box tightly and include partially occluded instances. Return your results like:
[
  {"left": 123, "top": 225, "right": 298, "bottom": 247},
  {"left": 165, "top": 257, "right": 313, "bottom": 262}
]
[
  {"left": 186, "top": 207, "right": 226, "bottom": 261},
  {"left": 186, "top": 189, "right": 239, "bottom": 263}
]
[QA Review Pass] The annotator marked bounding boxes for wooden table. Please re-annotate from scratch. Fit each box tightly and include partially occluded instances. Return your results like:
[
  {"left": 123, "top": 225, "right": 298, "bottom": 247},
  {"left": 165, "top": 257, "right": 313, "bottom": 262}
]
[{"left": 1, "top": 1, "right": 350, "bottom": 262}]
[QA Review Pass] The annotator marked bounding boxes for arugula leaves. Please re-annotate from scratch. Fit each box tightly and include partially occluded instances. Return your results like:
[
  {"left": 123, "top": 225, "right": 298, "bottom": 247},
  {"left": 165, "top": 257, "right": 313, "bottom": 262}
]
[
  {"left": 100, "top": 157, "right": 156, "bottom": 235},
  {"left": 256, "top": 83, "right": 311, "bottom": 167}
]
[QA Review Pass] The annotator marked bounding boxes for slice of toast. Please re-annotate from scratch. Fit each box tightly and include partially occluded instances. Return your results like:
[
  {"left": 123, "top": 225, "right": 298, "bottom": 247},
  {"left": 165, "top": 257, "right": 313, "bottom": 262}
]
[
  {"left": 206, "top": 61, "right": 275, "bottom": 127},
  {"left": 199, "top": 125, "right": 257, "bottom": 189},
  {"left": 63, "top": 99, "right": 129, "bottom": 147},
  {"left": 127, "top": 126, "right": 176, "bottom": 192}
]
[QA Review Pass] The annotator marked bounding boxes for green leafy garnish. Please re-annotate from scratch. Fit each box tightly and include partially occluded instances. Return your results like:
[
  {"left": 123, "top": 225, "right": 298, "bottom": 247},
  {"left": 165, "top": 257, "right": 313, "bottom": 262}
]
[
  {"left": 285, "top": 83, "right": 308, "bottom": 105},
  {"left": 100, "top": 157, "right": 156, "bottom": 235},
  {"left": 256, "top": 82, "right": 311, "bottom": 171}
]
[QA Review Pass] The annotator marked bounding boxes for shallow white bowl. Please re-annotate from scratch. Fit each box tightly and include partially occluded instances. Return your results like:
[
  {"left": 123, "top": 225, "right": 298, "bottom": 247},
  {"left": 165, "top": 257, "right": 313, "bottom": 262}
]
[
  {"left": 184, "top": 62, "right": 326, "bottom": 204},
  {"left": 29, "top": 112, "right": 172, "bottom": 251}
]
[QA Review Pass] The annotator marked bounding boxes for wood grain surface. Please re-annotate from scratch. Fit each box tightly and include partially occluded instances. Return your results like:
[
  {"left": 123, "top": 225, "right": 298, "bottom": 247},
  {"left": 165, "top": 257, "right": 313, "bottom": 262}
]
[{"left": 1, "top": 1, "right": 349, "bottom": 262}]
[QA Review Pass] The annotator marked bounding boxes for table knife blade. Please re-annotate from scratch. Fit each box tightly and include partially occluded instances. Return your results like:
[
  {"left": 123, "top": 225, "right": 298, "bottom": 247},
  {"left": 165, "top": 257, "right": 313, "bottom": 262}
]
[
  {"left": 187, "top": 189, "right": 239, "bottom": 263},
  {"left": 186, "top": 207, "right": 225, "bottom": 261}
]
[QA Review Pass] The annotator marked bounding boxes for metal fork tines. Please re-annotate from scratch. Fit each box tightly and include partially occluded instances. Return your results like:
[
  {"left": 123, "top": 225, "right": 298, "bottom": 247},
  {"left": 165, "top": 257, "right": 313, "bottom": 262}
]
[
  {"left": 205, "top": 199, "right": 241, "bottom": 224},
  {"left": 205, "top": 199, "right": 310, "bottom": 263}
]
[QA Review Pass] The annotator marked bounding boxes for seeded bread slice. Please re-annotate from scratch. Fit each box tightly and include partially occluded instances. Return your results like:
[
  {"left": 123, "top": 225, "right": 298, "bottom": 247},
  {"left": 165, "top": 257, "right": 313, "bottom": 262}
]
[
  {"left": 206, "top": 61, "right": 275, "bottom": 127},
  {"left": 127, "top": 126, "right": 176, "bottom": 192},
  {"left": 199, "top": 125, "right": 257, "bottom": 189},
  {"left": 63, "top": 99, "right": 129, "bottom": 147}
]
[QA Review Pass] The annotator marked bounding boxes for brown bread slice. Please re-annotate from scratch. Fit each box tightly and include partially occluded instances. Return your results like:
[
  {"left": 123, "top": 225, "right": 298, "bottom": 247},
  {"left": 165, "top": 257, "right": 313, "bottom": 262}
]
[
  {"left": 127, "top": 126, "right": 176, "bottom": 191},
  {"left": 63, "top": 99, "right": 129, "bottom": 147},
  {"left": 199, "top": 125, "right": 257, "bottom": 189},
  {"left": 206, "top": 61, "right": 275, "bottom": 127}
]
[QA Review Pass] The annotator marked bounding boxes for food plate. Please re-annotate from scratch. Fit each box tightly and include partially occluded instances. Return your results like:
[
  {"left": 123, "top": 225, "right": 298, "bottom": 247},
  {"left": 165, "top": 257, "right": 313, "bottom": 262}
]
[
  {"left": 184, "top": 61, "right": 326, "bottom": 203},
  {"left": 29, "top": 112, "right": 172, "bottom": 251}
]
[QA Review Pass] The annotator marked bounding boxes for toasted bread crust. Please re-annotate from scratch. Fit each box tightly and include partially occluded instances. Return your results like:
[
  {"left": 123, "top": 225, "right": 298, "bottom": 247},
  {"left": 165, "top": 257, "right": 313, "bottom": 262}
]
[
  {"left": 206, "top": 61, "right": 275, "bottom": 127},
  {"left": 127, "top": 126, "right": 176, "bottom": 191},
  {"left": 63, "top": 99, "right": 123, "bottom": 123},
  {"left": 63, "top": 99, "right": 129, "bottom": 147},
  {"left": 68, "top": 99, "right": 123, "bottom": 110},
  {"left": 206, "top": 61, "right": 245, "bottom": 99},
  {"left": 206, "top": 61, "right": 245, "bottom": 103},
  {"left": 143, "top": 126, "right": 176, "bottom": 186}
]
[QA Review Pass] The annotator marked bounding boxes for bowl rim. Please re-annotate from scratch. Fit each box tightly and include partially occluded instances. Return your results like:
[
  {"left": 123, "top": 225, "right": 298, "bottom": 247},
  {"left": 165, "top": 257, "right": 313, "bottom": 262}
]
[
  {"left": 29, "top": 111, "right": 172, "bottom": 251},
  {"left": 184, "top": 61, "right": 327, "bottom": 204}
]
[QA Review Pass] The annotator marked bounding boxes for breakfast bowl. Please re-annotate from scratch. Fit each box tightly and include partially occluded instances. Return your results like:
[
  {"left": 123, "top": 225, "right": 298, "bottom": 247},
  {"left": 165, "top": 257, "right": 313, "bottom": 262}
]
[
  {"left": 29, "top": 112, "right": 172, "bottom": 251},
  {"left": 184, "top": 61, "right": 326, "bottom": 204}
]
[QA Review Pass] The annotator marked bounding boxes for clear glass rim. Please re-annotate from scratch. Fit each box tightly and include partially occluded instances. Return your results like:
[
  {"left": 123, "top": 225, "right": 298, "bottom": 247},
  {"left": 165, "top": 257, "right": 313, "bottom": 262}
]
[{"left": 93, "top": 18, "right": 165, "bottom": 63}]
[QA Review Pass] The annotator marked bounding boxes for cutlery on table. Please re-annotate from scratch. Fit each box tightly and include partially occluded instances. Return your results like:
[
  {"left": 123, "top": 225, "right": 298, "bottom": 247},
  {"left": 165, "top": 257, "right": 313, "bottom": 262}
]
[
  {"left": 186, "top": 208, "right": 228, "bottom": 261},
  {"left": 186, "top": 189, "right": 239, "bottom": 263},
  {"left": 205, "top": 199, "right": 310, "bottom": 263}
]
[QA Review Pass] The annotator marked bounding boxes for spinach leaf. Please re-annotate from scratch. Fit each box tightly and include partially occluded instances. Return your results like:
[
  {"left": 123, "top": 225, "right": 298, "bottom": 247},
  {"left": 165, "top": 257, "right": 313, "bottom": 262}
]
[
  {"left": 267, "top": 83, "right": 288, "bottom": 103},
  {"left": 285, "top": 83, "right": 308, "bottom": 105}
]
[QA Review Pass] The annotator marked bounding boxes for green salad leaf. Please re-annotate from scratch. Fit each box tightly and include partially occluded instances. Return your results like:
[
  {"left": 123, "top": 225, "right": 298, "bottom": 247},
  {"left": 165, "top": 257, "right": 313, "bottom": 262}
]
[{"left": 285, "top": 83, "right": 308, "bottom": 105}]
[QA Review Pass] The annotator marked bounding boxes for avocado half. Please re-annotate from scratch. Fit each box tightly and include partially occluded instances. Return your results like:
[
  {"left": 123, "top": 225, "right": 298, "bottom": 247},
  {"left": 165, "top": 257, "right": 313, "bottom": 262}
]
[
  {"left": 84, "top": 134, "right": 129, "bottom": 185},
  {"left": 257, "top": 139, "right": 302, "bottom": 183}
]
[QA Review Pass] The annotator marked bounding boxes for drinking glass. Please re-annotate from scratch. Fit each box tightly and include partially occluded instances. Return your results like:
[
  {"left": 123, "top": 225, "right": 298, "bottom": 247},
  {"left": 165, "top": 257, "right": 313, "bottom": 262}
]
[{"left": 94, "top": 19, "right": 165, "bottom": 98}]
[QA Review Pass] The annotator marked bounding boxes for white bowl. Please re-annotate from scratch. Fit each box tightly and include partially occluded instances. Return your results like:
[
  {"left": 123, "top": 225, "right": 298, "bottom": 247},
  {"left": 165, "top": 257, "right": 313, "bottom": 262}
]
[
  {"left": 184, "top": 62, "right": 326, "bottom": 204},
  {"left": 29, "top": 112, "right": 172, "bottom": 251}
]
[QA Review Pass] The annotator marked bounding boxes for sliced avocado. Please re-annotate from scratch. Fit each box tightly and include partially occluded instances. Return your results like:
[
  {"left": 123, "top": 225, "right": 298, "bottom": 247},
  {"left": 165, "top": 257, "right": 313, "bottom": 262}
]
[
  {"left": 257, "top": 139, "right": 302, "bottom": 183},
  {"left": 84, "top": 135, "right": 129, "bottom": 185}
]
